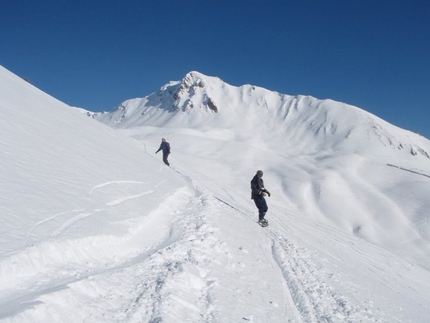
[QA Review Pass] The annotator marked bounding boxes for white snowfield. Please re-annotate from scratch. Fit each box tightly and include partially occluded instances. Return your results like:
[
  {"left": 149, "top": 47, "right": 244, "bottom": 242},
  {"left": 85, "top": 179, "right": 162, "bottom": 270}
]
[{"left": 1, "top": 66, "right": 430, "bottom": 322}]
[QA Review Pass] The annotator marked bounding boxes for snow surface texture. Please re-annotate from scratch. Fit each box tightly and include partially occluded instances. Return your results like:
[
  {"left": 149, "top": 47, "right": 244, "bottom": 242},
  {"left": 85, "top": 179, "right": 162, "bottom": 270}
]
[{"left": 1, "top": 66, "right": 430, "bottom": 322}]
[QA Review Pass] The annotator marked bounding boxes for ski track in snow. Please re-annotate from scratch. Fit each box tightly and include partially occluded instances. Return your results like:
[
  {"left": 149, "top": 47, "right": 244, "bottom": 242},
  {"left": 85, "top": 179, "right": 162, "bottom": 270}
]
[
  {"left": 123, "top": 168, "right": 382, "bottom": 322},
  {"left": 25, "top": 209, "right": 85, "bottom": 244},
  {"left": 0, "top": 171, "right": 217, "bottom": 321},
  {"left": 2, "top": 167, "right": 393, "bottom": 322},
  {"left": 161, "top": 169, "right": 382, "bottom": 322},
  {"left": 106, "top": 190, "right": 154, "bottom": 206},
  {"left": 269, "top": 230, "right": 379, "bottom": 323},
  {"left": 50, "top": 209, "right": 105, "bottom": 237},
  {"left": 0, "top": 167, "right": 414, "bottom": 322},
  {"left": 26, "top": 181, "right": 157, "bottom": 243},
  {"left": 120, "top": 192, "right": 217, "bottom": 322},
  {"left": 89, "top": 181, "right": 148, "bottom": 195},
  {"left": 0, "top": 179, "right": 172, "bottom": 317}
]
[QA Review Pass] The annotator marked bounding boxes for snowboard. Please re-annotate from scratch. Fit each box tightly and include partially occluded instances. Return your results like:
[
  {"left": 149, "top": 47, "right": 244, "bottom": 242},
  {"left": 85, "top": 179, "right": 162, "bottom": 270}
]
[{"left": 258, "top": 220, "right": 268, "bottom": 227}]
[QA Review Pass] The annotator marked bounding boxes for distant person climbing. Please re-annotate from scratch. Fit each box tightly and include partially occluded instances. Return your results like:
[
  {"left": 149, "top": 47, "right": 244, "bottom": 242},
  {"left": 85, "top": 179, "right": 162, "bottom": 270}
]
[
  {"left": 155, "top": 137, "right": 171, "bottom": 166},
  {"left": 251, "top": 170, "right": 271, "bottom": 227}
]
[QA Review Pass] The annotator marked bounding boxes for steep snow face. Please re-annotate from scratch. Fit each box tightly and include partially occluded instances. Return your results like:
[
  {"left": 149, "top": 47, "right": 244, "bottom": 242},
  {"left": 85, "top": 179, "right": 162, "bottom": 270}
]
[
  {"left": 0, "top": 65, "right": 188, "bottom": 258},
  {"left": 96, "top": 71, "right": 430, "bottom": 159}
]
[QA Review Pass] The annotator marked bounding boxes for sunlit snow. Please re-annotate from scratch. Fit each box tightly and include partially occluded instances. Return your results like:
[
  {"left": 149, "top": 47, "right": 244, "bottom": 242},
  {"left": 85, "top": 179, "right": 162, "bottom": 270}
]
[{"left": 1, "top": 66, "right": 430, "bottom": 322}]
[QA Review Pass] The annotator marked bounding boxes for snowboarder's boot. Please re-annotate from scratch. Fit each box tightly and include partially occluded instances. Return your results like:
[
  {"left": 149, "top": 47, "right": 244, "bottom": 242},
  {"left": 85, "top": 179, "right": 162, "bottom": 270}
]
[{"left": 258, "top": 218, "right": 268, "bottom": 227}]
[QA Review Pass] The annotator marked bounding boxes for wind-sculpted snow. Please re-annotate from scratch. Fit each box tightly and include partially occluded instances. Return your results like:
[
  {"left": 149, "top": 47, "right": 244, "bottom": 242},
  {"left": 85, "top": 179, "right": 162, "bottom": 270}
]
[{"left": 1, "top": 66, "right": 430, "bottom": 322}]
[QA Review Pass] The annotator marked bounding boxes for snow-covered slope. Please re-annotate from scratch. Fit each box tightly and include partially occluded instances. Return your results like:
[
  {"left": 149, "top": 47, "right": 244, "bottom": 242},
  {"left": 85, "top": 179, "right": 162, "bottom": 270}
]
[
  {"left": 96, "top": 71, "right": 430, "bottom": 266},
  {"left": 2, "top": 66, "right": 430, "bottom": 322}
]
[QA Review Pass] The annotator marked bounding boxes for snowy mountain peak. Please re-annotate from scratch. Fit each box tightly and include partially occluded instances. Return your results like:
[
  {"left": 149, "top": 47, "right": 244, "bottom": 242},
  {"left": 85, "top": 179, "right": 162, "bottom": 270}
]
[
  {"left": 170, "top": 71, "right": 218, "bottom": 113},
  {"left": 95, "top": 71, "right": 430, "bottom": 160},
  {"left": 181, "top": 71, "right": 208, "bottom": 89}
]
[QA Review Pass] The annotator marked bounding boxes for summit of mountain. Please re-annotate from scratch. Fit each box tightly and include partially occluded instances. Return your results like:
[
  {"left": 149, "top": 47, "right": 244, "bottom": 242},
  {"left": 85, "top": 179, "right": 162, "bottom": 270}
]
[{"left": 95, "top": 71, "right": 430, "bottom": 160}]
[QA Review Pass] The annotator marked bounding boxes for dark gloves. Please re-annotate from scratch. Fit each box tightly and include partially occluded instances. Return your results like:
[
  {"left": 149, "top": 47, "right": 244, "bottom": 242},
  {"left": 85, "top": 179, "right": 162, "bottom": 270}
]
[{"left": 266, "top": 190, "right": 271, "bottom": 197}]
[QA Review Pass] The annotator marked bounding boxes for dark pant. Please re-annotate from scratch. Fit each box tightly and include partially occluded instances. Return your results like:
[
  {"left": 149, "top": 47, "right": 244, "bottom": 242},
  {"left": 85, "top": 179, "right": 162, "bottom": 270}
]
[
  {"left": 162, "top": 152, "right": 170, "bottom": 166},
  {"left": 253, "top": 195, "right": 268, "bottom": 221}
]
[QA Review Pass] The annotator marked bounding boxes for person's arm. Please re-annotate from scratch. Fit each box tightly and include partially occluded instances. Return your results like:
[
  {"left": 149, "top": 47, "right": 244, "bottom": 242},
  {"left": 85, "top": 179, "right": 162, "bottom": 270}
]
[
  {"left": 259, "top": 179, "right": 271, "bottom": 196},
  {"left": 263, "top": 189, "right": 271, "bottom": 197}
]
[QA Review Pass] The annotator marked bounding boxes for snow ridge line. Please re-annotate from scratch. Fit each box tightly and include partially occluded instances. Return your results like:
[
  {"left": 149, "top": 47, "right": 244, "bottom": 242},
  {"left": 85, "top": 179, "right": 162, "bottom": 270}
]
[
  {"left": 269, "top": 230, "right": 379, "bottom": 323},
  {"left": 121, "top": 191, "right": 219, "bottom": 322},
  {"left": 1, "top": 179, "right": 218, "bottom": 321},
  {"left": 0, "top": 185, "right": 192, "bottom": 300},
  {"left": 115, "top": 168, "right": 221, "bottom": 322},
  {"left": 386, "top": 163, "right": 430, "bottom": 179},
  {"left": 0, "top": 216, "right": 185, "bottom": 320}
]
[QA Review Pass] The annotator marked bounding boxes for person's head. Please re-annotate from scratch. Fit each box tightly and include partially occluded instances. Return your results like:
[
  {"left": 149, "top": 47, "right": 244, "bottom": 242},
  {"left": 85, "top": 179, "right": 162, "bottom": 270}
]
[
  {"left": 162, "top": 137, "right": 166, "bottom": 142},
  {"left": 256, "top": 170, "right": 263, "bottom": 177}
]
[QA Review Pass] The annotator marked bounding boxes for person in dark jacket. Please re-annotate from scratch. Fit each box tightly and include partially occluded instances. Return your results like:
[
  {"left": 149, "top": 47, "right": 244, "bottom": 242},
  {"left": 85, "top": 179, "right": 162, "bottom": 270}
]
[
  {"left": 251, "top": 170, "right": 271, "bottom": 225},
  {"left": 155, "top": 137, "right": 171, "bottom": 166}
]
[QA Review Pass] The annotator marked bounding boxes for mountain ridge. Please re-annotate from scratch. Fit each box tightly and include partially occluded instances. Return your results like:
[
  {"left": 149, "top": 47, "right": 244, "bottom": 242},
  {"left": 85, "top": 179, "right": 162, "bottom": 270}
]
[{"left": 94, "top": 71, "right": 430, "bottom": 159}]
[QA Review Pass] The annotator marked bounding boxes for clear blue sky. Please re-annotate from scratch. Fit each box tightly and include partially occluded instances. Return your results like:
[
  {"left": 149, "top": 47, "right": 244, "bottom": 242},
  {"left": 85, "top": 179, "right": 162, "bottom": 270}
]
[{"left": 2, "top": 0, "right": 429, "bottom": 138}]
